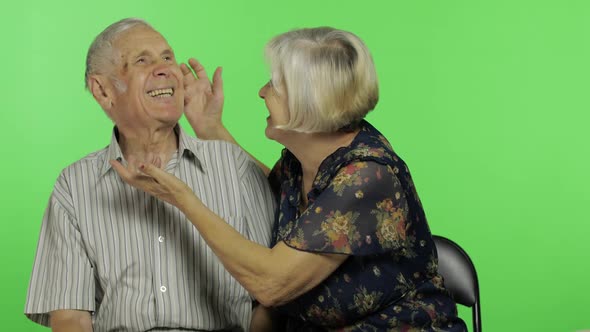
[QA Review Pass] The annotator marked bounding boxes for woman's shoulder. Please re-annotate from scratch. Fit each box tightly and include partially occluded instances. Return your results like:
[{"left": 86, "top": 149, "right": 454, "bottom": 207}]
[{"left": 332, "top": 121, "right": 416, "bottom": 184}]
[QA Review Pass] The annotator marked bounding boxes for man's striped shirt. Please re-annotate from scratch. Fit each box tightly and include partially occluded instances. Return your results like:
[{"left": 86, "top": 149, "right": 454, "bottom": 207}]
[{"left": 25, "top": 126, "right": 276, "bottom": 331}]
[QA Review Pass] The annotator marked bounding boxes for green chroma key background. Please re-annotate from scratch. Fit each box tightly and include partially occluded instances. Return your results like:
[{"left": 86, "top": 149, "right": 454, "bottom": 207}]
[{"left": 1, "top": 0, "right": 588, "bottom": 331}]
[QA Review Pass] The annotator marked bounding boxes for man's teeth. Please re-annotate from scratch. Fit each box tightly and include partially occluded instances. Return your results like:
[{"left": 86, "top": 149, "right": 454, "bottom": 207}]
[{"left": 147, "top": 88, "right": 174, "bottom": 97}]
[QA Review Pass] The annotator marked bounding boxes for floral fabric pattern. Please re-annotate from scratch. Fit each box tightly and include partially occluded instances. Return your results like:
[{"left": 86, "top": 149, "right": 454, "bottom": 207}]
[{"left": 269, "top": 121, "right": 466, "bottom": 331}]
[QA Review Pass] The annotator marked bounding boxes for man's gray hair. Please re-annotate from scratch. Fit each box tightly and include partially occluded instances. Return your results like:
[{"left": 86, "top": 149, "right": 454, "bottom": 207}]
[{"left": 84, "top": 18, "right": 153, "bottom": 90}]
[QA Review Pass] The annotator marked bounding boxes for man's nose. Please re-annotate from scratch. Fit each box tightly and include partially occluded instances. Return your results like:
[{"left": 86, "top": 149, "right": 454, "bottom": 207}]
[{"left": 153, "top": 62, "right": 172, "bottom": 77}]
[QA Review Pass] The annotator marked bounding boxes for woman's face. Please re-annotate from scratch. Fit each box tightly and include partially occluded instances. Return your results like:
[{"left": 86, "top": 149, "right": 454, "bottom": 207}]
[{"left": 259, "top": 80, "right": 290, "bottom": 141}]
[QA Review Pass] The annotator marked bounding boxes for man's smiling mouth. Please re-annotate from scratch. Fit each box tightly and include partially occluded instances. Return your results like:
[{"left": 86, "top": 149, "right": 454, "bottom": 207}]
[{"left": 147, "top": 87, "right": 174, "bottom": 97}]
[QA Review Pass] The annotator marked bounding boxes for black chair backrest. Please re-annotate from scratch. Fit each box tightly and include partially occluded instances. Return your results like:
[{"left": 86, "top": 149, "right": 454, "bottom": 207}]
[{"left": 433, "top": 235, "right": 482, "bottom": 332}]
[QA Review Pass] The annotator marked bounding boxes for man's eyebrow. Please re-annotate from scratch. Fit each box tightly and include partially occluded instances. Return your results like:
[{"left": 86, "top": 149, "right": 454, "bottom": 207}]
[
  {"left": 133, "top": 50, "right": 151, "bottom": 58},
  {"left": 130, "top": 49, "right": 174, "bottom": 59},
  {"left": 161, "top": 49, "right": 175, "bottom": 56}
]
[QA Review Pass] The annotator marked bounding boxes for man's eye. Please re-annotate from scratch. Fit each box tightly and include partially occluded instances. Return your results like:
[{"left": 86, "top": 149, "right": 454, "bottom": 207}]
[
  {"left": 164, "top": 56, "right": 173, "bottom": 62},
  {"left": 136, "top": 58, "right": 146, "bottom": 64}
]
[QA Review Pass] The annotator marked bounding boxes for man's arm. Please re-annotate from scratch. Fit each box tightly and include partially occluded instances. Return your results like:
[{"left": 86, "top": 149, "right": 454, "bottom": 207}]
[
  {"left": 49, "top": 310, "right": 92, "bottom": 332},
  {"left": 25, "top": 172, "right": 96, "bottom": 326}
]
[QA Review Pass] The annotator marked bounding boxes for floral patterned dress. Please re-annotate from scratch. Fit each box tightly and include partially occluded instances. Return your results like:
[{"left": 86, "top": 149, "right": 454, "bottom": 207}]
[{"left": 268, "top": 121, "right": 467, "bottom": 331}]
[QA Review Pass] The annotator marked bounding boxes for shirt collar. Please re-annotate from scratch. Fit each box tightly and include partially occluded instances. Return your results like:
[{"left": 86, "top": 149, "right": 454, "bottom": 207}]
[
  {"left": 100, "top": 124, "right": 206, "bottom": 177},
  {"left": 176, "top": 125, "right": 207, "bottom": 172}
]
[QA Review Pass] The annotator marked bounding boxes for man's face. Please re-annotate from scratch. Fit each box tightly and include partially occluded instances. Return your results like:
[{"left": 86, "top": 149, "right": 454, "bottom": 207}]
[{"left": 109, "top": 26, "right": 184, "bottom": 129}]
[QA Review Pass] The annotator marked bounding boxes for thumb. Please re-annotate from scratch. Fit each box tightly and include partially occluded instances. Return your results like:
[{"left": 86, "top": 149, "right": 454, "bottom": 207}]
[
  {"left": 212, "top": 66, "right": 223, "bottom": 95},
  {"left": 109, "top": 159, "right": 132, "bottom": 180}
]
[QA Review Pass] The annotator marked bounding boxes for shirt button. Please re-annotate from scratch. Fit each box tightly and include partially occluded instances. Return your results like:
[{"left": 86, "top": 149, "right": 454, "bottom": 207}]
[
  {"left": 160, "top": 286, "right": 167, "bottom": 292},
  {"left": 158, "top": 236, "right": 165, "bottom": 243}
]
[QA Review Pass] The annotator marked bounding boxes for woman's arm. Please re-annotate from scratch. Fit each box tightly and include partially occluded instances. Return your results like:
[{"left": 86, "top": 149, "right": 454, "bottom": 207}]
[
  {"left": 110, "top": 160, "right": 346, "bottom": 306},
  {"left": 181, "top": 58, "right": 270, "bottom": 175},
  {"left": 179, "top": 193, "right": 347, "bottom": 306}
]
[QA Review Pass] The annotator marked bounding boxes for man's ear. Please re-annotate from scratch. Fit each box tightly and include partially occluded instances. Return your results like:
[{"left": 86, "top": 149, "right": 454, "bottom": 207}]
[{"left": 88, "top": 75, "right": 115, "bottom": 113}]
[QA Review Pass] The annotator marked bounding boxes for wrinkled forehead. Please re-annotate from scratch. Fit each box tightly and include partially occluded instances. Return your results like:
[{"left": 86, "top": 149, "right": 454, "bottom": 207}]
[{"left": 113, "top": 25, "right": 174, "bottom": 59}]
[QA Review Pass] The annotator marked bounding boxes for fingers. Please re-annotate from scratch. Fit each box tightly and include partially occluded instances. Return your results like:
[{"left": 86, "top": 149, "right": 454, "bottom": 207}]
[
  {"left": 181, "top": 63, "right": 197, "bottom": 87},
  {"left": 188, "top": 58, "right": 210, "bottom": 82},
  {"left": 137, "top": 162, "right": 170, "bottom": 183},
  {"left": 110, "top": 159, "right": 174, "bottom": 204},
  {"left": 180, "top": 63, "right": 192, "bottom": 75},
  {"left": 212, "top": 67, "right": 224, "bottom": 96},
  {"left": 109, "top": 158, "right": 152, "bottom": 179},
  {"left": 109, "top": 160, "right": 131, "bottom": 180},
  {"left": 183, "top": 58, "right": 217, "bottom": 95}
]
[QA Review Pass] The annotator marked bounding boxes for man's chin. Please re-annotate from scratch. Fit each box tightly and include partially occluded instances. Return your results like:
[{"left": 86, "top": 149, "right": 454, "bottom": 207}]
[{"left": 149, "top": 112, "right": 182, "bottom": 129}]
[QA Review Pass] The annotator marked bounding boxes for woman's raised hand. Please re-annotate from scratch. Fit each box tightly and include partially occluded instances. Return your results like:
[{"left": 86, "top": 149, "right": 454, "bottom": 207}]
[{"left": 181, "top": 58, "right": 225, "bottom": 139}]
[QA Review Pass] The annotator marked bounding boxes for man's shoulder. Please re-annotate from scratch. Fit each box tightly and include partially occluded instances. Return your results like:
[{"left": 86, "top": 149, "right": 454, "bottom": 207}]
[
  {"left": 58, "top": 146, "right": 110, "bottom": 178},
  {"left": 46, "top": 146, "right": 110, "bottom": 203}
]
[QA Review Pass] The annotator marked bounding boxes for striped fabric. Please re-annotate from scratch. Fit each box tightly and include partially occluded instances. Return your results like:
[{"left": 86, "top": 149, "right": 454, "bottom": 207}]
[{"left": 25, "top": 126, "right": 276, "bottom": 332}]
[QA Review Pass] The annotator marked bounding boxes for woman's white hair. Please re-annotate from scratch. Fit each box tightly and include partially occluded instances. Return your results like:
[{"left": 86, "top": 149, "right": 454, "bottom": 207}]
[
  {"left": 84, "top": 18, "right": 153, "bottom": 91},
  {"left": 265, "top": 27, "right": 379, "bottom": 133}
]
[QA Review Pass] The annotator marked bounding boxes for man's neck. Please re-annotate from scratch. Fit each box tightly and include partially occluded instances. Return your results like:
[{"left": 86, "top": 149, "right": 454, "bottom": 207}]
[{"left": 117, "top": 125, "right": 179, "bottom": 169}]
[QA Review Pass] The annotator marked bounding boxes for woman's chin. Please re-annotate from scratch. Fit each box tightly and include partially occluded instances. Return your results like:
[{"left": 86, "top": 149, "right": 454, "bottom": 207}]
[
  {"left": 264, "top": 127, "right": 275, "bottom": 140},
  {"left": 265, "top": 125, "right": 283, "bottom": 142}
]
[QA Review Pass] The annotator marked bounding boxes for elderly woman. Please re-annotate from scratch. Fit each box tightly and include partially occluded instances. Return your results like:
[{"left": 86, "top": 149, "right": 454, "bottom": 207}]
[{"left": 112, "top": 27, "right": 466, "bottom": 331}]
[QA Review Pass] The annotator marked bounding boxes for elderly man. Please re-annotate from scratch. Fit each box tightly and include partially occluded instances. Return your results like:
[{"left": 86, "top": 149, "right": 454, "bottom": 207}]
[{"left": 24, "top": 18, "right": 275, "bottom": 332}]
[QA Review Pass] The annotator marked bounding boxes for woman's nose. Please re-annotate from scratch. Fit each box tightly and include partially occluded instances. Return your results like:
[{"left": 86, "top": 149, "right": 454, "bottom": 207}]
[
  {"left": 258, "top": 84, "right": 267, "bottom": 99},
  {"left": 259, "top": 81, "right": 273, "bottom": 99}
]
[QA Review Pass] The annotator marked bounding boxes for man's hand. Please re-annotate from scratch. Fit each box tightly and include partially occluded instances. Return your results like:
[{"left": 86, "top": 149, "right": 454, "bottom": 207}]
[{"left": 182, "top": 58, "right": 224, "bottom": 139}]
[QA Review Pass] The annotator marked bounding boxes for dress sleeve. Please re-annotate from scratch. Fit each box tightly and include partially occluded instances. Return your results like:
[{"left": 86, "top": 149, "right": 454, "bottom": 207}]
[
  {"left": 283, "top": 161, "right": 412, "bottom": 256},
  {"left": 24, "top": 173, "right": 95, "bottom": 326}
]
